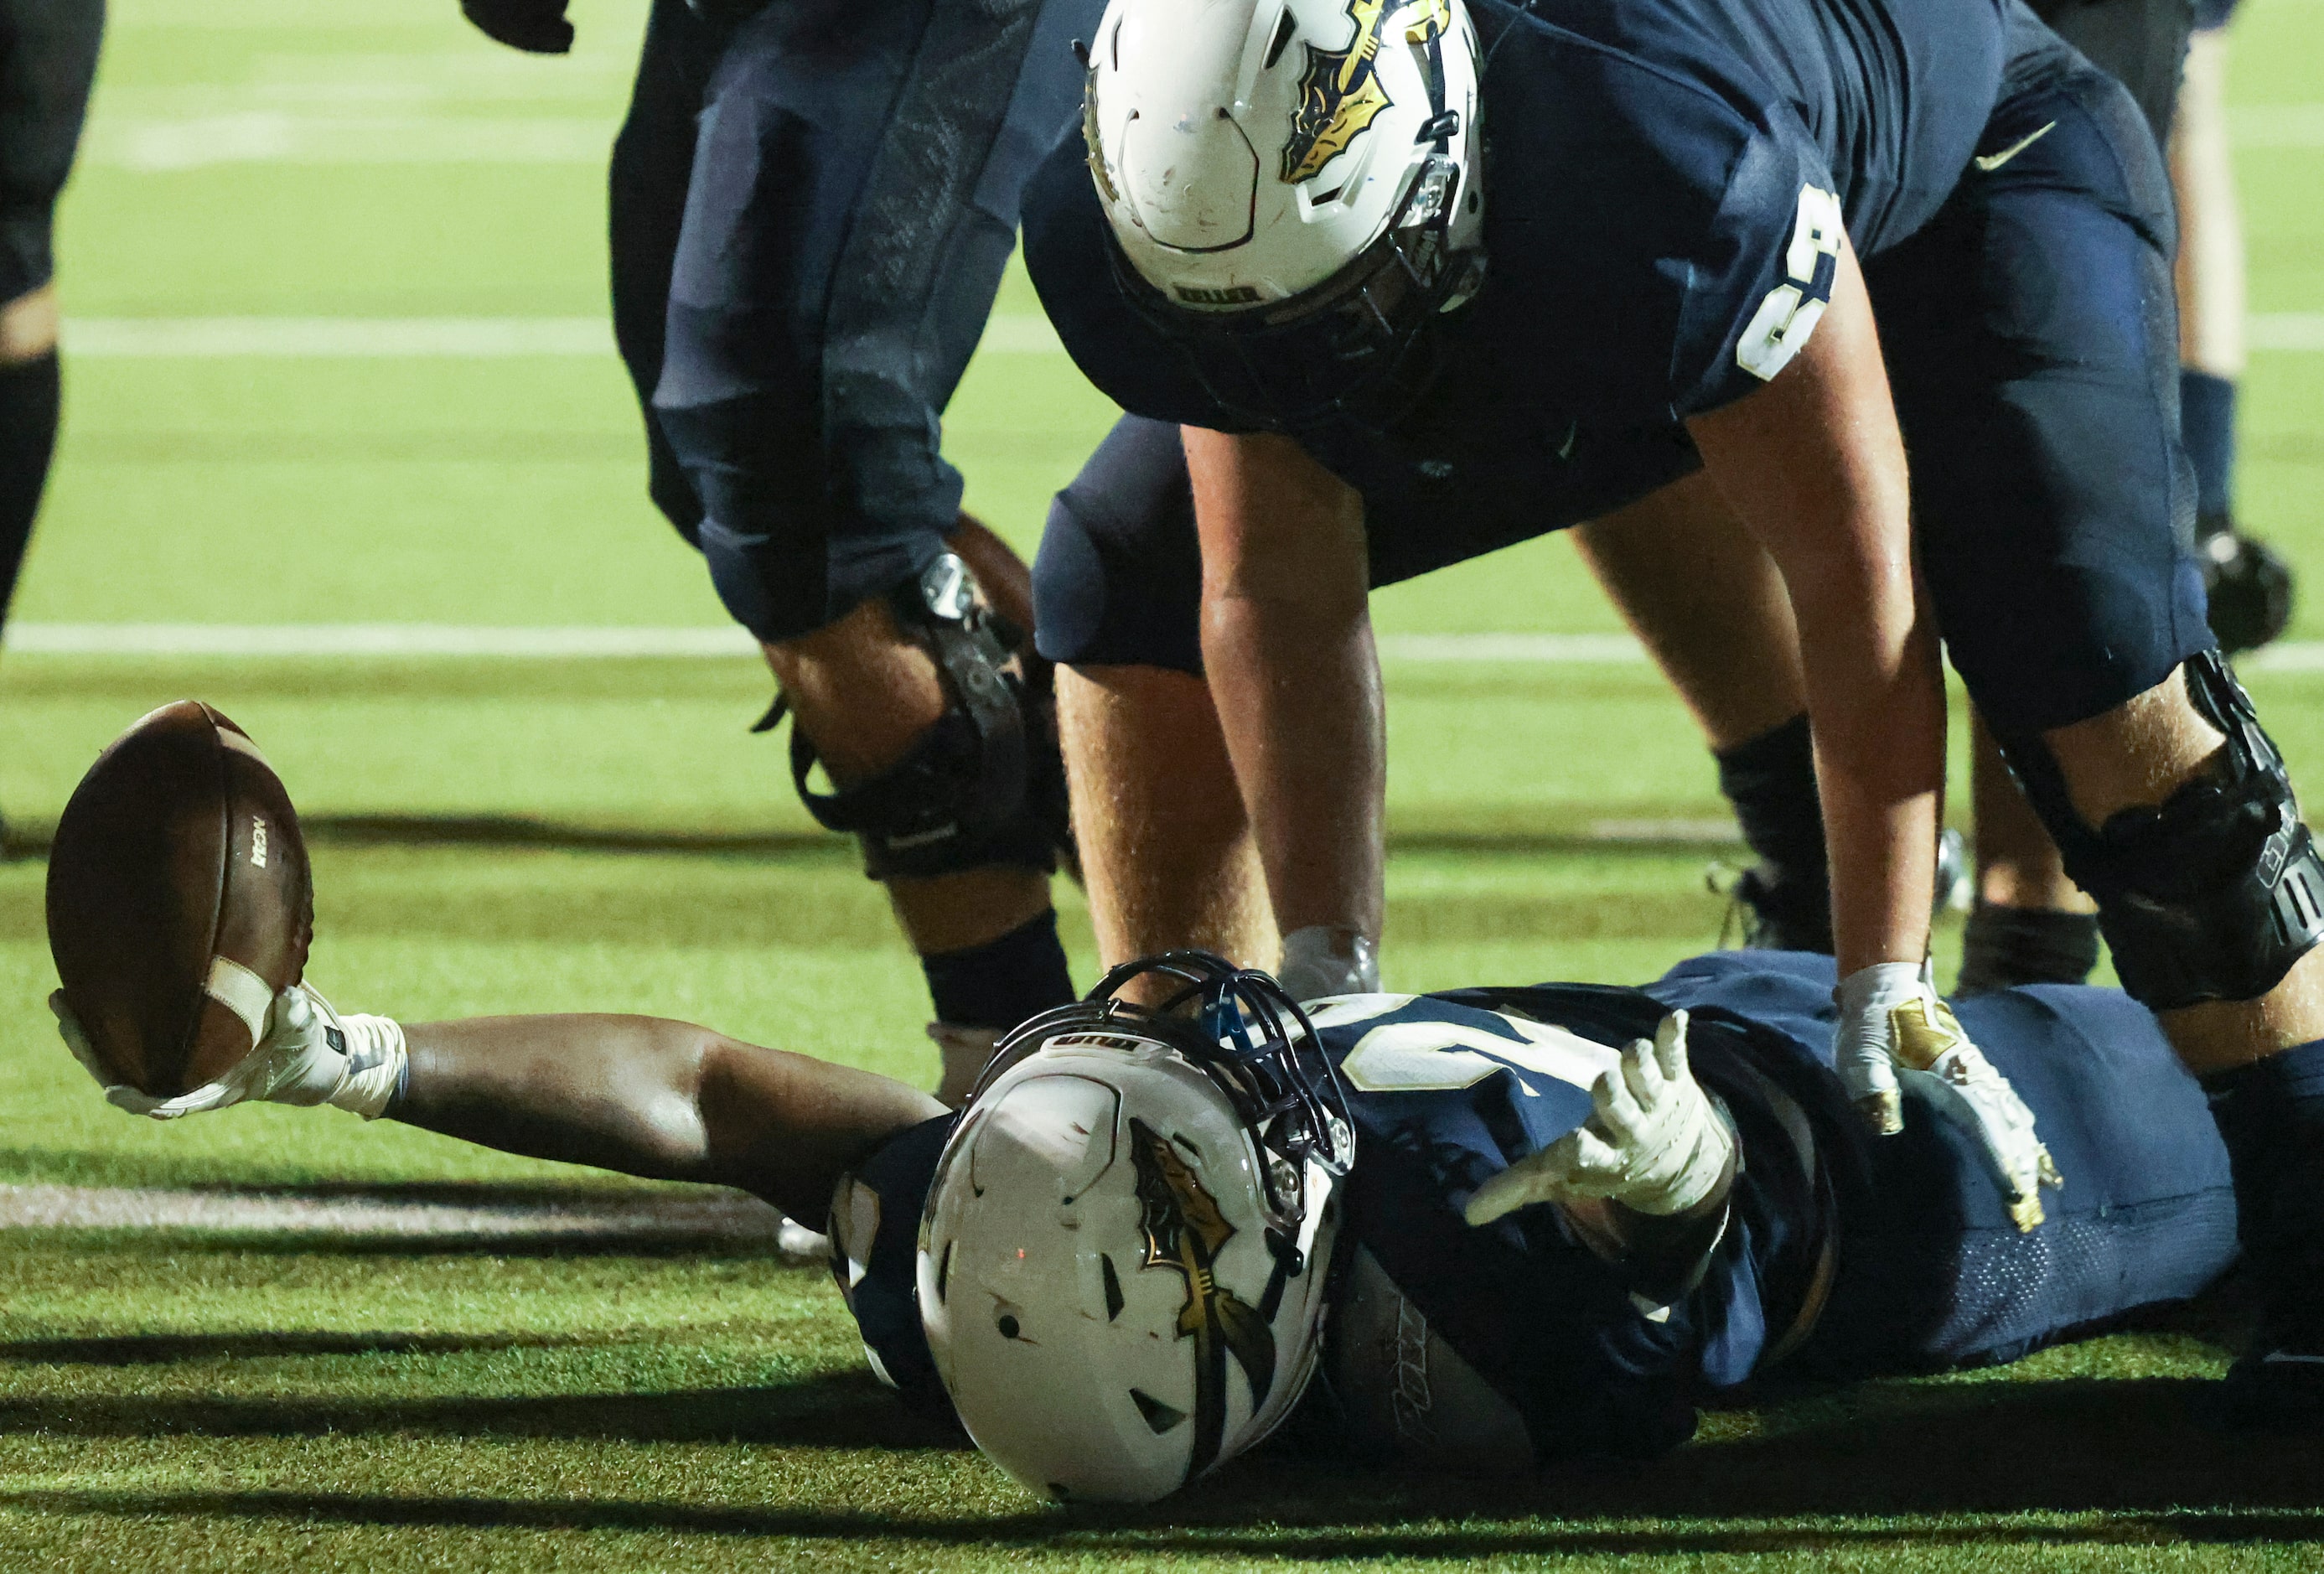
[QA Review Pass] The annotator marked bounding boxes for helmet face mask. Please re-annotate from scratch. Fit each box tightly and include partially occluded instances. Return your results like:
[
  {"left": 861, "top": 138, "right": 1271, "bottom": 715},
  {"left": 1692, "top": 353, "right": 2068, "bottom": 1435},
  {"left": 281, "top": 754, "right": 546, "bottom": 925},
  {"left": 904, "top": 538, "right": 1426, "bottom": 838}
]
[
  {"left": 1110, "top": 150, "right": 1486, "bottom": 431},
  {"left": 1085, "top": 0, "right": 1487, "bottom": 434},
  {"left": 921, "top": 953, "right": 1355, "bottom": 1503}
]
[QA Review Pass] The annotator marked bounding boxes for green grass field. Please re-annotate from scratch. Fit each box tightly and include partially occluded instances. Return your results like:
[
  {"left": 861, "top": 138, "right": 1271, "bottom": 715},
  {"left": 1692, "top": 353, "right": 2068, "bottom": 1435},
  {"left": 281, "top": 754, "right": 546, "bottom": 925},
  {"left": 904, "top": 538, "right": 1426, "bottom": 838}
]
[{"left": 3, "top": 0, "right": 2323, "bottom": 1566}]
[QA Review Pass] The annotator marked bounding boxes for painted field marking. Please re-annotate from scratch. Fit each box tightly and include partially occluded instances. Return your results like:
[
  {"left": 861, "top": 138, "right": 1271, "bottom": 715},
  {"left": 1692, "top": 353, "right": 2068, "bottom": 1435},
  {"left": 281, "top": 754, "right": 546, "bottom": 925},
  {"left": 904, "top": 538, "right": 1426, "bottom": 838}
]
[
  {"left": 63, "top": 313, "right": 2324, "bottom": 359},
  {"left": 9, "top": 624, "right": 2324, "bottom": 672},
  {"left": 2231, "top": 105, "right": 2324, "bottom": 147},
  {"left": 64, "top": 317, "right": 616, "bottom": 358},
  {"left": 60, "top": 315, "right": 1067, "bottom": 358},
  {"left": 1, "top": 624, "right": 760, "bottom": 657},
  {"left": 2250, "top": 313, "right": 2324, "bottom": 353},
  {"left": 0, "top": 1181, "right": 795, "bottom": 1244}
]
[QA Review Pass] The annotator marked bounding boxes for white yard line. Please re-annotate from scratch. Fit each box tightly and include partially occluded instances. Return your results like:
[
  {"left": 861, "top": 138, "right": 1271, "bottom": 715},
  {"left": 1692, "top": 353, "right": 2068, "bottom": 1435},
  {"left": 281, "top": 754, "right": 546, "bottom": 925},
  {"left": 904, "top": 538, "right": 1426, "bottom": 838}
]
[
  {"left": 77, "top": 97, "right": 2324, "bottom": 168},
  {"left": 1, "top": 624, "right": 761, "bottom": 658},
  {"left": 2250, "top": 313, "right": 2324, "bottom": 353},
  {"left": 1380, "top": 633, "right": 1648, "bottom": 664},
  {"left": 61, "top": 313, "right": 2324, "bottom": 358},
  {"left": 2229, "top": 105, "right": 2324, "bottom": 147},
  {"left": 9, "top": 624, "right": 2324, "bottom": 671},
  {"left": 0, "top": 1182, "right": 786, "bottom": 1242},
  {"left": 64, "top": 317, "right": 616, "bottom": 359},
  {"left": 60, "top": 315, "right": 1066, "bottom": 358}
]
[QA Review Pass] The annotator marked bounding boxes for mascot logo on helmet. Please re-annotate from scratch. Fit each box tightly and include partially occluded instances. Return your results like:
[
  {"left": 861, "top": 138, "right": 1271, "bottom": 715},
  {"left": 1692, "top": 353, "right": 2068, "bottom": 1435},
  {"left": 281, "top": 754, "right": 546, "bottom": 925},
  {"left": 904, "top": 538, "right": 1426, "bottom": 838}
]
[
  {"left": 1131, "top": 1119, "right": 1277, "bottom": 1475},
  {"left": 1281, "top": 0, "right": 1451, "bottom": 184}
]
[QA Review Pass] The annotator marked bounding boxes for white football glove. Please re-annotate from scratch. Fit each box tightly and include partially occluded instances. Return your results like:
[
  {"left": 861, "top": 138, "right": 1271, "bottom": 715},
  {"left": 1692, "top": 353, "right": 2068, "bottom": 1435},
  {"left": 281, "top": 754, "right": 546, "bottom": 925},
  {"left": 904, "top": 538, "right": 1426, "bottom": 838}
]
[
  {"left": 1464, "top": 1010, "right": 1734, "bottom": 1226},
  {"left": 1833, "top": 964, "right": 2063, "bottom": 1230},
  {"left": 51, "top": 983, "right": 407, "bottom": 1121},
  {"left": 1834, "top": 961, "right": 1925, "bottom": 1135},
  {"left": 1276, "top": 924, "right": 1380, "bottom": 1004}
]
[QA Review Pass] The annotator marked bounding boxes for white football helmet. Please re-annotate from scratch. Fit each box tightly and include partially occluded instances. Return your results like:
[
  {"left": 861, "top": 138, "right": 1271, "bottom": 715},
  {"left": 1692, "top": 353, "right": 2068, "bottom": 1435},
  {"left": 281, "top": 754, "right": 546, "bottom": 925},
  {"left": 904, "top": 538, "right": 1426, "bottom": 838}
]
[
  {"left": 919, "top": 954, "right": 1354, "bottom": 1504},
  {"left": 1083, "top": 0, "right": 1485, "bottom": 426}
]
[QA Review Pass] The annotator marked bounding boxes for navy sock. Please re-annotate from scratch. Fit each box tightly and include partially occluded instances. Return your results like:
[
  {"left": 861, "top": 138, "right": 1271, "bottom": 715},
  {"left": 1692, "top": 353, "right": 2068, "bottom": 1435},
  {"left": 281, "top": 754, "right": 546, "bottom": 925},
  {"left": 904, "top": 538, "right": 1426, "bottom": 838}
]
[
  {"left": 2202, "top": 1038, "right": 2324, "bottom": 1316},
  {"left": 921, "top": 908, "right": 1075, "bottom": 1031},
  {"left": 1956, "top": 902, "right": 2103, "bottom": 994},
  {"left": 1716, "top": 713, "right": 1824, "bottom": 877},
  {"left": 0, "top": 352, "right": 59, "bottom": 619},
  {"left": 1716, "top": 715, "right": 1829, "bottom": 950},
  {"left": 2181, "top": 369, "right": 2237, "bottom": 524}
]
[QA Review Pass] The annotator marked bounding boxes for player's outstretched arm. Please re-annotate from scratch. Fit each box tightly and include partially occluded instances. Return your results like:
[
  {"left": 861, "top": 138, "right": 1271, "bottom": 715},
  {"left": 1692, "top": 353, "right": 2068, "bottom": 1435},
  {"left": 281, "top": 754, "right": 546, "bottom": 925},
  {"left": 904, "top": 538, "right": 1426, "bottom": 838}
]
[
  {"left": 1685, "top": 236, "right": 1943, "bottom": 1131},
  {"left": 398, "top": 1016, "right": 945, "bottom": 1223},
  {"left": 56, "top": 988, "right": 943, "bottom": 1224}
]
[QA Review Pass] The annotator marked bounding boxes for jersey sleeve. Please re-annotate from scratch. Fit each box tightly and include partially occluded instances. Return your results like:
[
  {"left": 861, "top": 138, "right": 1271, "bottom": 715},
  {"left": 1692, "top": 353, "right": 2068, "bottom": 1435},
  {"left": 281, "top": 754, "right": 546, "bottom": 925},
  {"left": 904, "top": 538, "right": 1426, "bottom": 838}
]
[
  {"left": 827, "top": 1112, "right": 960, "bottom": 1423},
  {"left": 1317, "top": 986, "right": 1861, "bottom": 1466},
  {"left": 1666, "top": 106, "right": 1846, "bottom": 416},
  {"left": 1485, "top": 35, "right": 1843, "bottom": 427},
  {"left": 1019, "top": 137, "right": 1258, "bottom": 432}
]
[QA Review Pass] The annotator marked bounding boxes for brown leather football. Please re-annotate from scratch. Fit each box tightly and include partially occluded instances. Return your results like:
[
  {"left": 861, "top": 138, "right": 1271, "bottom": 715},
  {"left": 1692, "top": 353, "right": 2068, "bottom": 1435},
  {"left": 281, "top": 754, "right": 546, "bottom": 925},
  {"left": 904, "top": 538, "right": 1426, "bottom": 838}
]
[{"left": 45, "top": 702, "right": 313, "bottom": 1097}]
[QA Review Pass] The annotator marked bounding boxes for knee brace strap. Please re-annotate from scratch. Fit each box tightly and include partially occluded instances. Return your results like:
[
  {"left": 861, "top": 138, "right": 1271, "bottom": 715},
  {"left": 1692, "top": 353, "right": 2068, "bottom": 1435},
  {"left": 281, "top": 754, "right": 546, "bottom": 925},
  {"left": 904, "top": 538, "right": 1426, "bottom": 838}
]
[
  {"left": 767, "top": 555, "right": 1066, "bottom": 882},
  {"left": 2000, "top": 652, "right": 2324, "bottom": 1010}
]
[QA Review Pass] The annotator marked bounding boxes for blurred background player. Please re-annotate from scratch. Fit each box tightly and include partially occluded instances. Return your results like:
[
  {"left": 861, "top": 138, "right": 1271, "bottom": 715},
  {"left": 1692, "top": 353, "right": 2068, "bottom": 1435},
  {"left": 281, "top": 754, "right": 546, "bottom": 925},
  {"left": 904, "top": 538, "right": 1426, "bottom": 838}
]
[
  {"left": 0, "top": 0, "right": 102, "bottom": 836},
  {"left": 458, "top": 0, "right": 1101, "bottom": 1102},
  {"left": 2169, "top": 1, "right": 2292, "bottom": 657}
]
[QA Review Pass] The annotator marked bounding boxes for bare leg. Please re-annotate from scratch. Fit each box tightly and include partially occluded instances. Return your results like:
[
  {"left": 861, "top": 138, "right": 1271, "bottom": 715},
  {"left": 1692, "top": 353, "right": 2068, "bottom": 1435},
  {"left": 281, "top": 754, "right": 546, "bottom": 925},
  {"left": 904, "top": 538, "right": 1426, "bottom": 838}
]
[
  {"left": 2042, "top": 671, "right": 2324, "bottom": 1074},
  {"left": 2173, "top": 31, "right": 2243, "bottom": 384},
  {"left": 1969, "top": 712, "right": 2090, "bottom": 913},
  {"left": 763, "top": 598, "right": 1053, "bottom": 958},
  {"left": 1574, "top": 474, "right": 1838, "bottom": 949},
  {"left": 398, "top": 1015, "right": 942, "bottom": 1225},
  {"left": 0, "top": 283, "right": 58, "bottom": 366},
  {"left": 1057, "top": 663, "right": 1272, "bottom": 978},
  {"left": 1570, "top": 470, "right": 1807, "bottom": 751},
  {"left": 948, "top": 511, "right": 1035, "bottom": 636}
]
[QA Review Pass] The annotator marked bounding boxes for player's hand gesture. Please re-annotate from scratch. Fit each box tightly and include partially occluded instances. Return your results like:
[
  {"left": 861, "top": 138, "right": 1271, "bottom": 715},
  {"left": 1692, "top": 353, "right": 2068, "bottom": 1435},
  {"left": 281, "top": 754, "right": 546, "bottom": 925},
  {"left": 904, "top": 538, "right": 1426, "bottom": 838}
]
[
  {"left": 1464, "top": 1010, "right": 1735, "bottom": 1226},
  {"left": 461, "top": 0, "right": 574, "bottom": 54},
  {"left": 1835, "top": 964, "right": 2063, "bottom": 1230}
]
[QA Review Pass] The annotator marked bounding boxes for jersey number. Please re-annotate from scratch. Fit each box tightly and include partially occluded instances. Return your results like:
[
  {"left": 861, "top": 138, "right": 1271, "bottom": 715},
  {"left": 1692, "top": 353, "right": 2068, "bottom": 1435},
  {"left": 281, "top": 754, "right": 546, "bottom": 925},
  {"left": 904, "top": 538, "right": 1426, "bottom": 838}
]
[{"left": 1737, "top": 184, "right": 1844, "bottom": 382}]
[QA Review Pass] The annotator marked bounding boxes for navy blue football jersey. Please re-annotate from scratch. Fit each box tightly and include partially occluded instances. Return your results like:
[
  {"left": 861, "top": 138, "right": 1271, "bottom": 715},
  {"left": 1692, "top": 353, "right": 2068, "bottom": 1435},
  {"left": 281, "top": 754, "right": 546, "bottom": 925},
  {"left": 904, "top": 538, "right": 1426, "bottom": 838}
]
[
  {"left": 828, "top": 966, "right": 1864, "bottom": 1463},
  {"left": 1023, "top": 0, "right": 2021, "bottom": 534},
  {"left": 828, "top": 952, "right": 2237, "bottom": 1472}
]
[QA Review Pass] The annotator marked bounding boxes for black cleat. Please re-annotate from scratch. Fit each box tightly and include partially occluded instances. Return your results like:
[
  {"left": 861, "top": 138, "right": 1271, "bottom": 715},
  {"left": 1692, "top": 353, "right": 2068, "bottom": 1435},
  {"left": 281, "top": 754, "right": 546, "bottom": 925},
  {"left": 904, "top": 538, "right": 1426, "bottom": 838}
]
[
  {"left": 2199, "top": 515, "right": 2295, "bottom": 656},
  {"left": 1713, "top": 830, "right": 1966, "bottom": 955},
  {"left": 2218, "top": 1318, "right": 2324, "bottom": 1432},
  {"left": 1712, "top": 862, "right": 1834, "bottom": 953}
]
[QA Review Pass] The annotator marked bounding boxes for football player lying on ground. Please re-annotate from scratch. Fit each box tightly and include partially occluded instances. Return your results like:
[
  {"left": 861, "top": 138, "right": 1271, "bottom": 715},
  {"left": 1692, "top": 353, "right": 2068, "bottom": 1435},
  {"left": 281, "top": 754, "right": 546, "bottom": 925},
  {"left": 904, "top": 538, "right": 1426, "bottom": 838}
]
[{"left": 53, "top": 935, "right": 2240, "bottom": 1503}]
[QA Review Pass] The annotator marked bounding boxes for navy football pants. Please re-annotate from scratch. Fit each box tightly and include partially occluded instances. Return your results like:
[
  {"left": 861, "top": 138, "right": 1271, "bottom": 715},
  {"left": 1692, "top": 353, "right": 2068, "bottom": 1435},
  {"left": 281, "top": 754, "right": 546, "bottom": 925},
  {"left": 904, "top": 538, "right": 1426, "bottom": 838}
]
[
  {"left": 0, "top": 0, "right": 101, "bottom": 304},
  {"left": 1652, "top": 951, "right": 2239, "bottom": 1375},
  {"left": 608, "top": 0, "right": 1096, "bottom": 643},
  {"left": 1032, "top": 24, "right": 2213, "bottom": 738}
]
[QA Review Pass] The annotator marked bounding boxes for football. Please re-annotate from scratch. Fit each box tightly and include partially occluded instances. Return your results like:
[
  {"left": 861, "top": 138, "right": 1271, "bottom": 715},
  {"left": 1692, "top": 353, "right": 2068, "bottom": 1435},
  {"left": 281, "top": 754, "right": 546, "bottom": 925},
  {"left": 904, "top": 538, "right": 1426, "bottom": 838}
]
[{"left": 45, "top": 702, "right": 313, "bottom": 1098}]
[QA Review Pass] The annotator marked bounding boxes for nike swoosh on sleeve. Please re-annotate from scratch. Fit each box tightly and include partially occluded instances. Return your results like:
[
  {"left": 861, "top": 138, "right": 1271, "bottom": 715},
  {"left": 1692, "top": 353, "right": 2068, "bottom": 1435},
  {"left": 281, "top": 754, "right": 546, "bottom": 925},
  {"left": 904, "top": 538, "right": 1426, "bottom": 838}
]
[{"left": 1974, "top": 121, "right": 2057, "bottom": 173}]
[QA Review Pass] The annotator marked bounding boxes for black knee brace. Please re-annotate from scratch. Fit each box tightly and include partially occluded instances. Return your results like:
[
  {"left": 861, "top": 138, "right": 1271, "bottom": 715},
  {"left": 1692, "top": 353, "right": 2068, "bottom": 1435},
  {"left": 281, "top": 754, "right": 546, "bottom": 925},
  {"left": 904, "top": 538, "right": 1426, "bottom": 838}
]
[
  {"left": 761, "top": 554, "right": 1073, "bottom": 883},
  {"left": 1997, "top": 651, "right": 2324, "bottom": 1010}
]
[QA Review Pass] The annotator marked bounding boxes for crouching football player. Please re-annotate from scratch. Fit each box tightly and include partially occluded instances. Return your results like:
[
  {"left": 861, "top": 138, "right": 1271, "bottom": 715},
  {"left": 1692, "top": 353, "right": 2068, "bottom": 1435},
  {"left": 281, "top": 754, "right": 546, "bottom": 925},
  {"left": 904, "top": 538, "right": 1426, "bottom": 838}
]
[{"left": 52, "top": 947, "right": 2239, "bottom": 1502}]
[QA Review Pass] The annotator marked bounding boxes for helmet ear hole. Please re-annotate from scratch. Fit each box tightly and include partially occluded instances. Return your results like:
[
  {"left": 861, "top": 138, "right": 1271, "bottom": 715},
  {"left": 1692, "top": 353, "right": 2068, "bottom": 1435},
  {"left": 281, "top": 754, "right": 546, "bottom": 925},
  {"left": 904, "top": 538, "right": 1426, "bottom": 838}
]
[
  {"left": 1101, "top": 1253, "right": 1126, "bottom": 1320},
  {"left": 1129, "top": 1388, "right": 1189, "bottom": 1434},
  {"left": 1263, "top": 8, "right": 1296, "bottom": 67}
]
